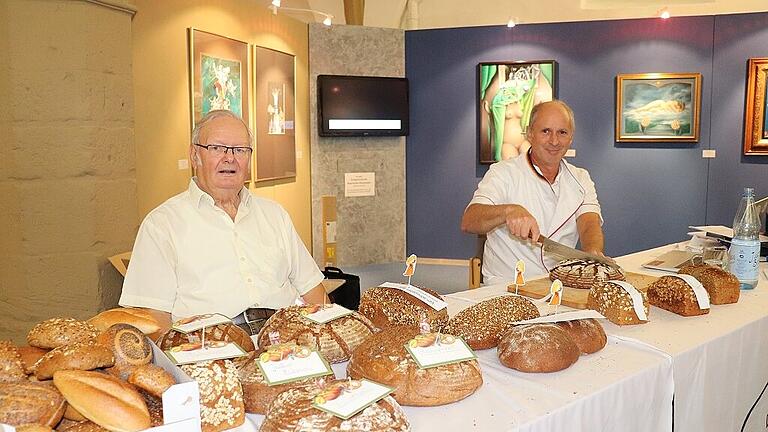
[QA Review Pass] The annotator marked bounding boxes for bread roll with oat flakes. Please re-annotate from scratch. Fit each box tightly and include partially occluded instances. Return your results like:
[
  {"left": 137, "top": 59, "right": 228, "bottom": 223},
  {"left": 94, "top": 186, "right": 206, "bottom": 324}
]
[
  {"left": 444, "top": 295, "right": 539, "bottom": 350},
  {"left": 33, "top": 341, "right": 114, "bottom": 380},
  {"left": 180, "top": 360, "right": 245, "bottom": 432},
  {"left": 0, "top": 340, "right": 27, "bottom": 383},
  {"left": 587, "top": 281, "right": 649, "bottom": 326},
  {"left": 647, "top": 275, "right": 710, "bottom": 317},
  {"left": 27, "top": 318, "right": 99, "bottom": 350}
]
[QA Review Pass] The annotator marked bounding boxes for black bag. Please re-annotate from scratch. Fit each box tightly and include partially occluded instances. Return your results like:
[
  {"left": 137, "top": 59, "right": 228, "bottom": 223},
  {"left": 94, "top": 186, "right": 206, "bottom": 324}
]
[{"left": 322, "top": 266, "right": 361, "bottom": 310}]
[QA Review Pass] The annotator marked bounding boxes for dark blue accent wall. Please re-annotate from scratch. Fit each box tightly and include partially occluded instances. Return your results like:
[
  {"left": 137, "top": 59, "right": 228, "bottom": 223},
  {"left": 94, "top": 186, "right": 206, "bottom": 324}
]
[{"left": 405, "top": 13, "right": 768, "bottom": 259}]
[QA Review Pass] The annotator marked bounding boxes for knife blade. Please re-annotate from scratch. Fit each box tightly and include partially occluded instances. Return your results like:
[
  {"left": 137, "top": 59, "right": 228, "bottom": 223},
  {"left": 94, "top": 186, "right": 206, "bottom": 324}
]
[{"left": 537, "top": 234, "right": 620, "bottom": 269}]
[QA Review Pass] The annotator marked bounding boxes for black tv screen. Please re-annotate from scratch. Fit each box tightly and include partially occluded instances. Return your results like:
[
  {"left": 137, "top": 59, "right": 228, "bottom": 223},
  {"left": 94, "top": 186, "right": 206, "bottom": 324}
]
[{"left": 318, "top": 75, "right": 409, "bottom": 137}]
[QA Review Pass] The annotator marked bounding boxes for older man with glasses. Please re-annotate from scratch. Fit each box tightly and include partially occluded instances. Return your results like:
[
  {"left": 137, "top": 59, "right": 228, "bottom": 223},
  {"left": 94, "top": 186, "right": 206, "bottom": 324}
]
[{"left": 119, "top": 110, "right": 327, "bottom": 336}]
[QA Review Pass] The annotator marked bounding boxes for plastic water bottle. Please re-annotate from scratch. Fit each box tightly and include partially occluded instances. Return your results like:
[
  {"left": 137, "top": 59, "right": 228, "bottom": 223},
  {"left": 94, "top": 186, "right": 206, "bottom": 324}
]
[{"left": 728, "top": 187, "right": 761, "bottom": 289}]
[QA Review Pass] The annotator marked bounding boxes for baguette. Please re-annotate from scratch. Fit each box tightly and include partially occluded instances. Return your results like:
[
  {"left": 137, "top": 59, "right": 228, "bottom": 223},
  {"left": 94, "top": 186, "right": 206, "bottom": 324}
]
[{"left": 88, "top": 309, "right": 161, "bottom": 335}]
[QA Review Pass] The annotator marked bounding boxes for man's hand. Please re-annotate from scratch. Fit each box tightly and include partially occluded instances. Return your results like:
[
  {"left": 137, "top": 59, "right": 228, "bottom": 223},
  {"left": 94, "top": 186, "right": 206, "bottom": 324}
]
[{"left": 504, "top": 205, "right": 540, "bottom": 242}]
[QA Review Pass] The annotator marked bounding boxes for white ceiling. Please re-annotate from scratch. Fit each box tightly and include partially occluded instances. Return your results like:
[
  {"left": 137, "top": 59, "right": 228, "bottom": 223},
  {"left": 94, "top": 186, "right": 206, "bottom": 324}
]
[{"left": 266, "top": 0, "right": 768, "bottom": 29}]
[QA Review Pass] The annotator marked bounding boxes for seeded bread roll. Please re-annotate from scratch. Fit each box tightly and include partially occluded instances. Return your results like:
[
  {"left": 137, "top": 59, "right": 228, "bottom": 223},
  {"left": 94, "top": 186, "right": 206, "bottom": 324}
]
[
  {"left": 53, "top": 370, "right": 150, "bottom": 432},
  {"left": 256, "top": 306, "right": 376, "bottom": 363},
  {"left": 444, "top": 295, "right": 540, "bottom": 350},
  {"left": 550, "top": 259, "right": 626, "bottom": 289},
  {"left": 0, "top": 341, "right": 27, "bottom": 383},
  {"left": 260, "top": 380, "right": 410, "bottom": 432},
  {"left": 33, "top": 341, "right": 114, "bottom": 380},
  {"left": 157, "top": 323, "right": 255, "bottom": 352},
  {"left": 678, "top": 264, "right": 740, "bottom": 305},
  {"left": 555, "top": 319, "right": 607, "bottom": 355},
  {"left": 0, "top": 381, "right": 66, "bottom": 427},
  {"left": 88, "top": 308, "right": 161, "bottom": 335},
  {"left": 127, "top": 363, "right": 176, "bottom": 398},
  {"left": 180, "top": 360, "right": 245, "bottom": 432},
  {"left": 27, "top": 318, "right": 99, "bottom": 350},
  {"left": 96, "top": 324, "right": 152, "bottom": 370},
  {"left": 347, "top": 326, "right": 482, "bottom": 406},
  {"left": 234, "top": 351, "right": 327, "bottom": 414},
  {"left": 647, "top": 275, "right": 710, "bottom": 317},
  {"left": 358, "top": 285, "right": 449, "bottom": 331},
  {"left": 497, "top": 324, "right": 580, "bottom": 373},
  {"left": 587, "top": 281, "right": 649, "bottom": 326}
]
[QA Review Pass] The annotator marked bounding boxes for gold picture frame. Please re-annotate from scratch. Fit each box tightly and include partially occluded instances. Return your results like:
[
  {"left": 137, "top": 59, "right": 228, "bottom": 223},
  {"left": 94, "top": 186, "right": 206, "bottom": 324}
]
[
  {"left": 615, "top": 73, "right": 702, "bottom": 143},
  {"left": 743, "top": 58, "right": 768, "bottom": 155}
]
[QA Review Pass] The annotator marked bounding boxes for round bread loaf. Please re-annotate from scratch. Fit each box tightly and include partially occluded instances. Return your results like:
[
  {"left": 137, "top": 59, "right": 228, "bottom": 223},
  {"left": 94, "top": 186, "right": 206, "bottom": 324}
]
[
  {"left": 53, "top": 370, "right": 150, "bottom": 432},
  {"left": 180, "top": 360, "right": 245, "bottom": 432},
  {"left": 0, "top": 381, "right": 66, "bottom": 427},
  {"left": 549, "top": 259, "right": 626, "bottom": 289},
  {"left": 88, "top": 308, "right": 161, "bottom": 335},
  {"left": 156, "top": 323, "right": 255, "bottom": 352},
  {"left": 555, "top": 319, "right": 607, "bottom": 354},
  {"left": 260, "top": 381, "right": 410, "bottom": 432},
  {"left": 127, "top": 364, "right": 175, "bottom": 398},
  {"left": 27, "top": 318, "right": 99, "bottom": 350},
  {"left": 0, "top": 341, "right": 27, "bottom": 383},
  {"left": 96, "top": 324, "right": 153, "bottom": 368},
  {"left": 16, "top": 346, "right": 49, "bottom": 375},
  {"left": 234, "top": 351, "right": 327, "bottom": 414},
  {"left": 497, "top": 324, "right": 580, "bottom": 373},
  {"left": 358, "top": 285, "right": 449, "bottom": 331},
  {"left": 347, "top": 326, "right": 482, "bottom": 406},
  {"left": 444, "top": 295, "right": 540, "bottom": 350},
  {"left": 256, "top": 306, "right": 376, "bottom": 363},
  {"left": 678, "top": 264, "right": 740, "bottom": 305},
  {"left": 33, "top": 341, "right": 114, "bottom": 380}
]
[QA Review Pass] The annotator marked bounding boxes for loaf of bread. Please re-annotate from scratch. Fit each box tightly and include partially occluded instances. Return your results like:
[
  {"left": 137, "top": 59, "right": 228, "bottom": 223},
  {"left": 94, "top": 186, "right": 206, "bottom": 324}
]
[
  {"left": 555, "top": 319, "right": 607, "bottom": 354},
  {"left": 27, "top": 318, "right": 99, "bottom": 350},
  {"left": 58, "top": 420, "right": 108, "bottom": 431},
  {"left": 180, "top": 360, "right": 245, "bottom": 432},
  {"left": 63, "top": 403, "right": 87, "bottom": 421},
  {"left": 88, "top": 308, "right": 161, "bottom": 335},
  {"left": 15, "top": 425, "right": 53, "bottom": 432},
  {"left": 33, "top": 341, "right": 114, "bottom": 380},
  {"left": 444, "top": 295, "right": 540, "bottom": 350},
  {"left": 497, "top": 324, "right": 580, "bottom": 372},
  {"left": 0, "top": 381, "right": 66, "bottom": 427},
  {"left": 256, "top": 306, "right": 376, "bottom": 363},
  {"left": 234, "top": 351, "right": 327, "bottom": 414},
  {"left": 647, "top": 275, "right": 710, "bottom": 317},
  {"left": 53, "top": 370, "right": 150, "bottom": 432},
  {"left": 679, "top": 264, "right": 740, "bottom": 305},
  {"left": 347, "top": 326, "right": 482, "bottom": 406},
  {"left": 17, "top": 346, "right": 49, "bottom": 375},
  {"left": 260, "top": 381, "right": 410, "bottom": 432},
  {"left": 141, "top": 390, "right": 164, "bottom": 427},
  {"left": 550, "top": 258, "right": 626, "bottom": 289},
  {"left": 0, "top": 341, "right": 27, "bottom": 383},
  {"left": 157, "top": 322, "right": 255, "bottom": 352},
  {"left": 587, "top": 281, "right": 649, "bottom": 325},
  {"left": 96, "top": 324, "right": 153, "bottom": 369},
  {"left": 127, "top": 363, "right": 176, "bottom": 398},
  {"left": 358, "top": 285, "right": 449, "bottom": 331}
]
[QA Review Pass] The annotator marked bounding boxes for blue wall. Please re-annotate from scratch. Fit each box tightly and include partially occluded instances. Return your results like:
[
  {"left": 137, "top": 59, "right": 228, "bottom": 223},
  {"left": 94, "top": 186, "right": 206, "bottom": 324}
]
[{"left": 405, "top": 13, "right": 768, "bottom": 259}]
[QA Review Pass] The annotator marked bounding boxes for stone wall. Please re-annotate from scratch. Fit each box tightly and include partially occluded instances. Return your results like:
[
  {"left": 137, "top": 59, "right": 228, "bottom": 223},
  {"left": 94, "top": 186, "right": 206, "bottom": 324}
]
[
  {"left": 0, "top": 0, "right": 137, "bottom": 343},
  {"left": 309, "top": 24, "right": 406, "bottom": 266}
]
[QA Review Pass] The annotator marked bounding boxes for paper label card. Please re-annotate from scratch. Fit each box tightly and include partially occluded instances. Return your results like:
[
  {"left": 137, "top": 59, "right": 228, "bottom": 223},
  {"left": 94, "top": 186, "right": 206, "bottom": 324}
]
[
  {"left": 514, "top": 309, "right": 605, "bottom": 325},
  {"left": 379, "top": 282, "right": 448, "bottom": 311},
  {"left": 301, "top": 304, "right": 354, "bottom": 324},
  {"left": 312, "top": 379, "right": 393, "bottom": 420},
  {"left": 607, "top": 281, "right": 648, "bottom": 321},
  {"left": 257, "top": 345, "right": 333, "bottom": 385},
  {"left": 0, "top": 424, "right": 17, "bottom": 432},
  {"left": 404, "top": 333, "right": 476, "bottom": 369},
  {"left": 164, "top": 342, "right": 248, "bottom": 365},
  {"left": 669, "top": 274, "right": 711, "bottom": 310},
  {"left": 171, "top": 313, "right": 232, "bottom": 334}
]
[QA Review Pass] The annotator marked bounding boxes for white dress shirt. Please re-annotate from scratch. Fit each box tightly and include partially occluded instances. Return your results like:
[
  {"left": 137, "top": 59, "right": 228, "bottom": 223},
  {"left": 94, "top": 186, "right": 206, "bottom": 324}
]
[
  {"left": 119, "top": 179, "right": 324, "bottom": 320},
  {"left": 469, "top": 152, "right": 602, "bottom": 284}
]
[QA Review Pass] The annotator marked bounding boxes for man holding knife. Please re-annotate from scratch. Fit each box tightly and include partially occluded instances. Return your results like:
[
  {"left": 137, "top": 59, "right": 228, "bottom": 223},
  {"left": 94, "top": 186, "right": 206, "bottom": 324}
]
[{"left": 461, "top": 100, "right": 608, "bottom": 284}]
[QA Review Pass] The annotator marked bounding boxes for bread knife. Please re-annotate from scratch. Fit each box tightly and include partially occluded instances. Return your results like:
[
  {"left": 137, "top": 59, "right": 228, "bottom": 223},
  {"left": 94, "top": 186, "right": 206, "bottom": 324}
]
[{"left": 537, "top": 234, "right": 620, "bottom": 270}]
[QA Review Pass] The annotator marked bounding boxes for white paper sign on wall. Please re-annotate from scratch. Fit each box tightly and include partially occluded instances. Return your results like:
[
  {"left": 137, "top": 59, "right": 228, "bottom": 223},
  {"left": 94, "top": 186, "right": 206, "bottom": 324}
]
[{"left": 344, "top": 172, "right": 376, "bottom": 197}]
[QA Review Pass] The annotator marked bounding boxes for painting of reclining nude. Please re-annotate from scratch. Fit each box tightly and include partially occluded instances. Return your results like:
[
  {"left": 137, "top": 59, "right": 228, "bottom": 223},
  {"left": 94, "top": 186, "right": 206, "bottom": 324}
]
[
  {"left": 478, "top": 61, "right": 557, "bottom": 164},
  {"left": 615, "top": 73, "right": 702, "bottom": 142}
]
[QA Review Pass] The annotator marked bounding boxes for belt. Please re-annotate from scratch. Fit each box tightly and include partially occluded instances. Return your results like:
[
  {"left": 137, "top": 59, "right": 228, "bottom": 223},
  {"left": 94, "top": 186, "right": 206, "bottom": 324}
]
[{"left": 232, "top": 307, "right": 276, "bottom": 336}]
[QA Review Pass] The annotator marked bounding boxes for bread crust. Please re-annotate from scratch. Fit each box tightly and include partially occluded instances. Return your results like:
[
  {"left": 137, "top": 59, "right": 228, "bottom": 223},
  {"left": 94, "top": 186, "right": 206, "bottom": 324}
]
[
  {"left": 0, "top": 381, "right": 66, "bottom": 427},
  {"left": 587, "top": 282, "right": 649, "bottom": 325},
  {"left": 34, "top": 341, "right": 114, "bottom": 380},
  {"left": 88, "top": 308, "right": 160, "bottom": 335},
  {"left": 358, "top": 285, "right": 449, "bottom": 331},
  {"left": 27, "top": 318, "right": 98, "bottom": 350},
  {"left": 647, "top": 276, "right": 710, "bottom": 317},
  {"left": 497, "top": 324, "right": 580, "bottom": 373},
  {"left": 444, "top": 295, "right": 540, "bottom": 350},
  {"left": 555, "top": 319, "right": 607, "bottom": 354},
  {"left": 678, "top": 264, "right": 740, "bottom": 305}
]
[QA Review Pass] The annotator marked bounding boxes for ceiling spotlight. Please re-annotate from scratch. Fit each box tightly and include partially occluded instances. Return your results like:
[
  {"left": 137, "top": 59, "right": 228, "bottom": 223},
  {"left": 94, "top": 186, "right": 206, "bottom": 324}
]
[
  {"left": 322, "top": 15, "right": 332, "bottom": 26},
  {"left": 271, "top": 0, "right": 281, "bottom": 7},
  {"left": 659, "top": 7, "right": 670, "bottom": 19},
  {"left": 507, "top": 18, "right": 516, "bottom": 28}
]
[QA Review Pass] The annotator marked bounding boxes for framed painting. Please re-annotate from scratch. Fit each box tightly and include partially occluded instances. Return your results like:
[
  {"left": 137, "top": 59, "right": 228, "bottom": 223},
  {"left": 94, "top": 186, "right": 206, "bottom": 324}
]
[
  {"left": 188, "top": 28, "right": 250, "bottom": 128},
  {"left": 743, "top": 58, "right": 768, "bottom": 155},
  {"left": 253, "top": 46, "right": 296, "bottom": 182},
  {"left": 478, "top": 61, "right": 557, "bottom": 164},
  {"left": 615, "top": 73, "right": 701, "bottom": 142}
]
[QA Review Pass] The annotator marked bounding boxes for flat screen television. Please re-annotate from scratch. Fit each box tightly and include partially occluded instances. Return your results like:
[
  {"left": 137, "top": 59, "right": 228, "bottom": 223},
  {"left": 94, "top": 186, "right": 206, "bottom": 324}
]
[{"left": 317, "top": 75, "right": 409, "bottom": 137}]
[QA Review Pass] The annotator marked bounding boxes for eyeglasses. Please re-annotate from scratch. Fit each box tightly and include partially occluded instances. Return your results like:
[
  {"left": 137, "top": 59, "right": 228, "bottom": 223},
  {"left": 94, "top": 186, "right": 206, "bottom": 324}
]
[{"left": 193, "top": 143, "right": 253, "bottom": 157}]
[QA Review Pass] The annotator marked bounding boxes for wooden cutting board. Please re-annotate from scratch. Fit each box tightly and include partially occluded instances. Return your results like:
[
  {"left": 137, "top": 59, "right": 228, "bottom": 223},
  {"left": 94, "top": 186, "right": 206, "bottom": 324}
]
[{"left": 508, "top": 272, "right": 659, "bottom": 309}]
